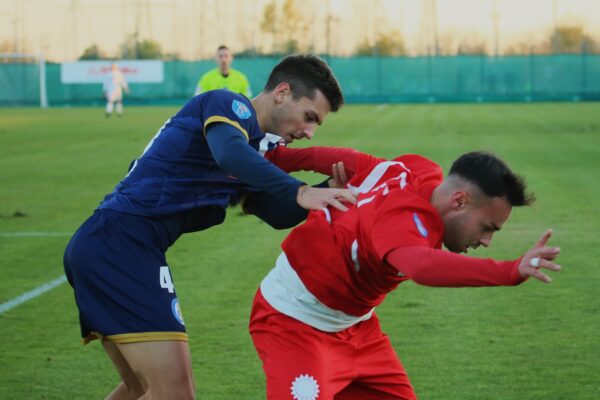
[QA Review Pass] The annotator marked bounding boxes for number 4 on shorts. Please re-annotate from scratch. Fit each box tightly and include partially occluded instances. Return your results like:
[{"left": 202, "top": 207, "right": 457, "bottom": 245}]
[{"left": 159, "top": 266, "right": 175, "bottom": 293}]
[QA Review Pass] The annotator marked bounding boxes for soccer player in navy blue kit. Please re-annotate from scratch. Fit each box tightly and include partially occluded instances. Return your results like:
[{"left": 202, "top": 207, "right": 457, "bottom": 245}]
[{"left": 63, "top": 55, "right": 356, "bottom": 400}]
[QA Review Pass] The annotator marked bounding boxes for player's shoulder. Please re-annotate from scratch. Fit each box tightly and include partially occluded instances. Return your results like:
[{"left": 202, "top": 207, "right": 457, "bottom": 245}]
[
  {"left": 198, "top": 90, "right": 257, "bottom": 136},
  {"left": 201, "top": 88, "right": 242, "bottom": 99},
  {"left": 199, "top": 89, "right": 250, "bottom": 109},
  {"left": 229, "top": 68, "right": 248, "bottom": 78},
  {"left": 393, "top": 154, "right": 442, "bottom": 174},
  {"left": 202, "top": 68, "right": 220, "bottom": 77},
  {"left": 376, "top": 188, "right": 443, "bottom": 240}
]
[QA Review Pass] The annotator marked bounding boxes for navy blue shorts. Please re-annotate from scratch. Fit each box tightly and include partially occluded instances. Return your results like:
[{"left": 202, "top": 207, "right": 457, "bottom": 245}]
[{"left": 64, "top": 209, "right": 188, "bottom": 344}]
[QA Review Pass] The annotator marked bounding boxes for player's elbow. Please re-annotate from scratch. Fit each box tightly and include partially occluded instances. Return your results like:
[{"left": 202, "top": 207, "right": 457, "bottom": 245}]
[
  {"left": 245, "top": 206, "right": 306, "bottom": 230},
  {"left": 213, "top": 152, "right": 236, "bottom": 173},
  {"left": 264, "top": 218, "right": 298, "bottom": 230},
  {"left": 405, "top": 271, "right": 432, "bottom": 286}
]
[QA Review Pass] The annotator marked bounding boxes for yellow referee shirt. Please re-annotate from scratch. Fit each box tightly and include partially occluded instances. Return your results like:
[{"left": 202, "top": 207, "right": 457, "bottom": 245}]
[{"left": 195, "top": 68, "right": 252, "bottom": 97}]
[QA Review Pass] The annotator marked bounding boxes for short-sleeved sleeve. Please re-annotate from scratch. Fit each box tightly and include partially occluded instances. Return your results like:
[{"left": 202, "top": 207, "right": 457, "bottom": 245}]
[{"left": 200, "top": 90, "right": 257, "bottom": 142}]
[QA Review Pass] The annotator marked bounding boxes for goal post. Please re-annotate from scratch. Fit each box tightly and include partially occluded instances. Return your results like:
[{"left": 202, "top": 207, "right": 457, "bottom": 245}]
[{"left": 0, "top": 52, "right": 48, "bottom": 108}]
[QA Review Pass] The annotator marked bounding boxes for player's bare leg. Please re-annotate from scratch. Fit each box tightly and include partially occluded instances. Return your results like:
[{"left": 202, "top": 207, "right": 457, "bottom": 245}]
[
  {"left": 106, "top": 99, "right": 114, "bottom": 118},
  {"left": 102, "top": 340, "right": 145, "bottom": 400},
  {"left": 115, "top": 340, "right": 196, "bottom": 400}
]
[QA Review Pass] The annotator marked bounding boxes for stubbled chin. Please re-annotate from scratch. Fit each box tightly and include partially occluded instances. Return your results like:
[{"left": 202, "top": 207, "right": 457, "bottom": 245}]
[{"left": 445, "top": 243, "right": 464, "bottom": 253}]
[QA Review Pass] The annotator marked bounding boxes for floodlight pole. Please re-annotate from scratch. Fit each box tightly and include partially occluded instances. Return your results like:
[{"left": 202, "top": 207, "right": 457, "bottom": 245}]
[{"left": 492, "top": 0, "right": 500, "bottom": 57}]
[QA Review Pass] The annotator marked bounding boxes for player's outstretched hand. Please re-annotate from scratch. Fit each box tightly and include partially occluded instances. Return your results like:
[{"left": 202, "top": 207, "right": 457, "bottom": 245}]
[
  {"left": 297, "top": 185, "right": 357, "bottom": 212},
  {"left": 518, "top": 229, "right": 561, "bottom": 283},
  {"left": 328, "top": 161, "right": 349, "bottom": 189}
]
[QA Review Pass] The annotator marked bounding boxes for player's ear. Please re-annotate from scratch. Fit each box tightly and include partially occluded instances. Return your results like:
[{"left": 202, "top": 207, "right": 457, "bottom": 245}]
[
  {"left": 450, "top": 190, "right": 469, "bottom": 211},
  {"left": 273, "top": 82, "right": 291, "bottom": 104}
]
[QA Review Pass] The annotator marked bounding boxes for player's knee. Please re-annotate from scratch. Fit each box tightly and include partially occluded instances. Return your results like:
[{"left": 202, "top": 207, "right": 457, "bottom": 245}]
[
  {"left": 171, "top": 385, "right": 195, "bottom": 400},
  {"left": 113, "top": 370, "right": 145, "bottom": 398},
  {"left": 115, "top": 381, "right": 145, "bottom": 400},
  {"left": 171, "top": 370, "right": 195, "bottom": 399},
  {"left": 146, "top": 384, "right": 195, "bottom": 400},
  {"left": 143, "top": 370, "right": 195, "bottom": 400}
]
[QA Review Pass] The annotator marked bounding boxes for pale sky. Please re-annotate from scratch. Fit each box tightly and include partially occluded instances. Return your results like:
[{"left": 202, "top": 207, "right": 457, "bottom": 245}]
[{"left": 1, "top": 0, "right": 599, "bottom": 61}]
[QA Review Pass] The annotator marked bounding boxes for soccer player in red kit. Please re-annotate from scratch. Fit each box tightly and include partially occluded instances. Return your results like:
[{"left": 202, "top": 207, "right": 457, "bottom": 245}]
[{"left": 249, "top": 151, "right": 561, "bottom": 400}]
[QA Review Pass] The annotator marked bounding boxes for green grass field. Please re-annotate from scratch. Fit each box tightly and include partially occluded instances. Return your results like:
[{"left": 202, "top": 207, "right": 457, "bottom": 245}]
[{"left": 1, "top": 103, "right": 599, "bottom": 399}]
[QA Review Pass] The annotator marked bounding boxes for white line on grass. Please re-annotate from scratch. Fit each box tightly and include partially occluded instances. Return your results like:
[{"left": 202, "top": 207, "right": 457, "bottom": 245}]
[
  {"left": 0, "top": 275, "right": 68, "bottom": 314},
  {"left": 0, "top": 232, "right": 72, "bottom": 237}
]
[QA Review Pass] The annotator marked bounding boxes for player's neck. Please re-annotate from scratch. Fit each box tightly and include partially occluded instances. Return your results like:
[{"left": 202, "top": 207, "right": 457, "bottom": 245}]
[
  {"left": 250, "top": 94, "right": 269, "bottom": 133},
  {"left": 430, "top": 184, "right": 449, "bottom": 217}
]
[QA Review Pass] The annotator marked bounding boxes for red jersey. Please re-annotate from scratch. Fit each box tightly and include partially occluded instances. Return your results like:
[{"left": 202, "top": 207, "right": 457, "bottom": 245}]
[
  {"left": 283, "top": 154, "right": 444, "bottom": 315},
  {"left": 259, "top": 149, "right": 524, "bottom": 332}
]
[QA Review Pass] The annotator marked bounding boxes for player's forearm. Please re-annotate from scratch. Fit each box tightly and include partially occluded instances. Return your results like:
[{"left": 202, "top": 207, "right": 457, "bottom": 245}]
[
  {"left": 206, "top": 123, "right": 304, "bottom": 200},
  {"left": 268, "top": 146, "right": 363, "bottom": 175},
  {"left": 386, "top": 246, "right": 525, "bottom": 287},
  {"left": 241, "top": 178, "right": 329, "bottom": 229},
  {"left": 241, "top": 191, "right": 308, "bottom": 229}
]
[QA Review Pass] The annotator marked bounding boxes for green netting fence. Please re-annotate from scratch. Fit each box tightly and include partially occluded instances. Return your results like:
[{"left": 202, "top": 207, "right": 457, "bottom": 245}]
[{"left": 1, "top": 54, "right": 599, "bottom": 106}]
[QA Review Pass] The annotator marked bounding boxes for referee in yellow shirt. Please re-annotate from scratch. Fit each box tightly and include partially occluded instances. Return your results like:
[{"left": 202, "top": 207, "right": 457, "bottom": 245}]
[{"left": 194, "top": 45, "right": 252, "bottom": 97}]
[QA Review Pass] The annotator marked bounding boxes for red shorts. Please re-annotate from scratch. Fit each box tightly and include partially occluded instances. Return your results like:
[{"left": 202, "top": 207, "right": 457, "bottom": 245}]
[{"left": 249, "top": 289, "right": 417, "bottom": 400}]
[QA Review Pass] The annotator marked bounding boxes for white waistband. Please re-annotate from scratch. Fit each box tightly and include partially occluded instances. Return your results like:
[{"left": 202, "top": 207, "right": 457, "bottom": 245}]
[{"left": 260, "top": 252, "right": 374, "bottom": 332}]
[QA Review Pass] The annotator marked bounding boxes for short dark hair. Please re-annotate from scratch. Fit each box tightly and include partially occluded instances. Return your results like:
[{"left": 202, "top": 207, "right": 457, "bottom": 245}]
[
  {"left": 264, "top": 54, "right": 344, "bottom": 112},
  {"left": 449, "top": 151, "right": 535, "bottom": 206},
  {"left": 217, "top": 45, "right": 229, "bottom": 52}
]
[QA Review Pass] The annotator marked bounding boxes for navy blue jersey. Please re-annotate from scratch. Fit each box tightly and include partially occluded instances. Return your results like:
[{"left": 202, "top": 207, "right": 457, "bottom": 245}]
[{"left": 98, "top": 90, "right": 266, "bottom": 217}]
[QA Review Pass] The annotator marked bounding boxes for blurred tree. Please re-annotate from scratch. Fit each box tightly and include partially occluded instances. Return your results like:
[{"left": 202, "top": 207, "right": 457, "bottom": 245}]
[
  {"left": 234, "top": 48, "right": 261, "bottom": 58},
  {"left": 0, "top": 40, "right": 35, "bottom": 63},
  {"left": 504, "top": 41, "right": 537, "bottom": 55},
  {"left": 0, "top": 40, "right": 15, "bottom": 53},
  {"left": 119, "top": 34, "right": 165, "bottom": 59},
  {"left": 436, "top": 31, "right": 460, "bottom": 56},
  {"left": 136, "top": 39, "right": 163, "bottom": 59},
  {"left": 0, "top": 40, "right": 32, "bottom": 55},
  {"left": 260, "top": 0, "right": 309, "bottom": 54},
  {"left": 356, "top": 31, "right": 406, "bottom": 56},
  {"left": 163, "top": 52, "right": 180, "bottom": 61},
  {"left": 79, "top": 44, "right": 106, "bottom": 60},
  {"left": 550, "top": 25, "right": 597, "bottom": 53},
  {"left": 505, "top": 25, "right": 598, "bottom": 55},
  {"left": 260, "top": 1, "right": 279, "bottom": 52},
  {"left": 457, "top": 39, "right": 487, "bottom": 55},
  {"left": 436, "top": 30, "right": 487, "bottom": 55},
  {"left": 281, "top": 0, "right": 308, "bottom": 52}
]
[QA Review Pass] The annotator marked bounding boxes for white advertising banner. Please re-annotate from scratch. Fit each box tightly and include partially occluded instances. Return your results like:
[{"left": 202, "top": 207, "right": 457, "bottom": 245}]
[{"left": 61, "top": 60, "right": 164, "bottom": 83}]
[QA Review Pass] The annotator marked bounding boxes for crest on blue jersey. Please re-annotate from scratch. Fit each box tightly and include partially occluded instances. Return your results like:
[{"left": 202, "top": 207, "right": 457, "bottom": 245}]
[
  {"left": 171, "top": 298, "right": 185, "bottom": 326},
  {"left": 232, "top": 99, "right": 251, "bottom": 119},
  {"left": 412, "top": 212, "right": 429, "bottom": 238}
]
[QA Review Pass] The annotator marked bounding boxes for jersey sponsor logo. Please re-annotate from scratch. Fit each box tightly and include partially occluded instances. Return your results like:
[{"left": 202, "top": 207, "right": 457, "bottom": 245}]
[
  {"left": 232, "top": 99, "right": 251, "bottom": 119},
  {"left": 171, "top": 298, "right": 185, "bottom": 326},
  {"left": 291, "top": 374, "right": 320, "bottom": 400},
  {"left": 413, "top": 212, "right": 429, "bottom": 238}
]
